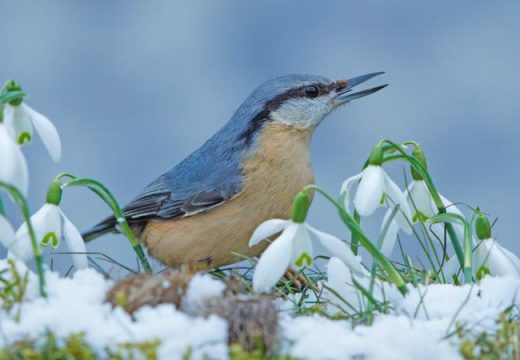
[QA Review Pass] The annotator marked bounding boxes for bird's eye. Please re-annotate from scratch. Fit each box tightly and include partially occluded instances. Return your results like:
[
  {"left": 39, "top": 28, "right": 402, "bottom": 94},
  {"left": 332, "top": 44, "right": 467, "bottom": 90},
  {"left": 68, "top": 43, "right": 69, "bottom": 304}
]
[{"left": 304, "top": 85, "right": 320, "bottom": 98}]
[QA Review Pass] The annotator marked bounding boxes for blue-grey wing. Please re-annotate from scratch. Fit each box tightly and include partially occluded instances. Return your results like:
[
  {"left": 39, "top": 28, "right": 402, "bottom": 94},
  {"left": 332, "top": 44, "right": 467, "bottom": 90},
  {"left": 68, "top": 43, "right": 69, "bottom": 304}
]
[{"left": 122, "top": 185, "right": 236, "bottom": 221}]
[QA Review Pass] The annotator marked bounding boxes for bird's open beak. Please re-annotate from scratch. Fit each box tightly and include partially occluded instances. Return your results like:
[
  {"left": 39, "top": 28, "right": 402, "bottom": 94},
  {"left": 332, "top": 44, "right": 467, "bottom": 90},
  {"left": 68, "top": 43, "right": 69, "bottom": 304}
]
[{"left": 335, "top": 72, "right": 388, "bottom": 103}]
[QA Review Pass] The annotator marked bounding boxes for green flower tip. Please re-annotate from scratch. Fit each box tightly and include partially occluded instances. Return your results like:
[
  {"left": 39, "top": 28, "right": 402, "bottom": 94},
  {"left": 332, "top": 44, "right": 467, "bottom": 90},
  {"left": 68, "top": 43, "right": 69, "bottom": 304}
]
[
  {"left": 17, "top": 132, "right": 32, "bottom": 145},
  {"left": 475, "top": 209, "right": 492, "bottom": 240},
  {"left": 46, "top": 180, "right": 63, "bottom": 206},
  {"left": 4, "top": 80, "right": 24, "bottom": 106},
  {"left": 42, "top": 232, "right": 59, "bottom": 248},
  {"left": 291, "top": 192, "right": 311, "bottom": 223},
  {"left": 295, "top": 252, "right": 312, "bottom": 267},
  {"left": 411, "top": 147, "right": 428, "bottom": 181},
  {"left": 367, "top": 145, "right": 384, "bottom": 166}
]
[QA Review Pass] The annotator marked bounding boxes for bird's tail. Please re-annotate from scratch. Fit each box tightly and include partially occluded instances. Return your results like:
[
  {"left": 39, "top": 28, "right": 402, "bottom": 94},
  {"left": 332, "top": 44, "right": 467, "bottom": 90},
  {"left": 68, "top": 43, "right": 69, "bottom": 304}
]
[{"left": 81, "top": 215, "right": 118, "bottom": 242}]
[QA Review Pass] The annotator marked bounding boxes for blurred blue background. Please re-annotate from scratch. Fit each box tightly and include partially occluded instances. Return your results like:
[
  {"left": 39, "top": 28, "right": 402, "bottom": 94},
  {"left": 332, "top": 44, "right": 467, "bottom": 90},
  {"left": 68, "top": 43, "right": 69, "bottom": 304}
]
[{"left": 1, "top": 1, "right": 519, "bottom": 273}]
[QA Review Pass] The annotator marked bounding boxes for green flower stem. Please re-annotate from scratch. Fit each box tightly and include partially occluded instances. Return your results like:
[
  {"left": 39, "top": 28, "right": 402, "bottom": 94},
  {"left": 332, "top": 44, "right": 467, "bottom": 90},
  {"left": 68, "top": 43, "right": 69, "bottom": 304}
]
[
  {"left": 0, "top": 182, "right": 46, "bottom": 297},
  {"left": 0, "top": 90, "right": 25, "bottom": 105},
  {"left": 429, "top": 213, "right": 473, "bottom": 283},
  {"left": 302, "top": 185, "right": 408, "bottom": 295},
  {"left": 381, "top": 140, "right": 464, "bottom": 268},
  {"left": 350, "top": 210, "right": 361, "bottom": 255},
  {"left": 61, "top": 177, "right": 152, "bottom": 273},
  {"left": 0, "top": 196, "right": 5, "bottom": 216}
]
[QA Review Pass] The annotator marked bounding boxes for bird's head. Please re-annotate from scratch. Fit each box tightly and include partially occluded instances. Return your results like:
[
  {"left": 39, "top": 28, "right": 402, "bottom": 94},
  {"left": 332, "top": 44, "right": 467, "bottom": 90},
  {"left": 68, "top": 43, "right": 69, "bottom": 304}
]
[{"left": 235, "top": 73, "right": 387, "bottom": 140}]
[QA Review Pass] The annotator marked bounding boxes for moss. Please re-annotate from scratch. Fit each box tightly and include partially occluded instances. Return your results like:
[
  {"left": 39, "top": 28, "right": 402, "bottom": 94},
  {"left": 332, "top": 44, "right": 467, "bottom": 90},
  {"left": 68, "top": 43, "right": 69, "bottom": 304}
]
[
  {"left": 0, "top": 332, "right": 161, "bottom": 360},
  {"left": 457, "top": 309, "right": 520, "bottom": 359},
  {"left": 0, "top": 259, "right": 30, "bottom": 319}
]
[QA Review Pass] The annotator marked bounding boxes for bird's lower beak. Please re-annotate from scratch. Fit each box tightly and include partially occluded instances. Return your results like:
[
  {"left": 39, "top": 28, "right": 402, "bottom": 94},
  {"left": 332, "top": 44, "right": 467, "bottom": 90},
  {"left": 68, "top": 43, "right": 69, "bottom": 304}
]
[{"left": 335, "top": 72, "right": 388, "bottom": 103}]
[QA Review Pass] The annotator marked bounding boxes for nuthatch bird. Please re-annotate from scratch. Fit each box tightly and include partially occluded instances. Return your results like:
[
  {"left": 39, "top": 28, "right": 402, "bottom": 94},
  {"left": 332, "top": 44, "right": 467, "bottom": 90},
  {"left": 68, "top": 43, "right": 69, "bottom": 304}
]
[{"left": 82, "top": 73, "right": 387, "bottom": 271}]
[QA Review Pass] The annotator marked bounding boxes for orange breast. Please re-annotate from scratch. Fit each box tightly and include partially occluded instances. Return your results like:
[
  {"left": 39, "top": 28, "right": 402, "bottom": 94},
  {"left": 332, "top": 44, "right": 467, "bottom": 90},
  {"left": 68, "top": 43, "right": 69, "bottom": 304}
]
[{"left": 141, "top": 122, "right": 315, "bottom": 270}]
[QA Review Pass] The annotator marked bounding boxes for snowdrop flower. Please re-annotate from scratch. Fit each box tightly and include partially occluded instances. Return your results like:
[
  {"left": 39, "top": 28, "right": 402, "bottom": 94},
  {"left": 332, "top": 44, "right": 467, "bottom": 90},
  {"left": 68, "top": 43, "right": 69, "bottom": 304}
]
[
  {"left": 3, "top": 82, "right": 61, "bottom": 161},
  {"left": 15, "top": 181, "right": 87, "bottom": 269},
  {"left": 325, "top": 257, "right": 392, "bottom": 312},
  {"left": 444, "top": 212, "right": 520, "bottom": 280},
  {"left": 0, "top": 120, "right": 28, "bottom": 195},
  {"left": 249, "top": 219, "right": 366, "bottom": 292},
  {"left": 380, "top": 184, "right": 464, "bottom": 257},
  {"left": 249, "top": 192, "right": 367, "bottom": 292},
  {"left": 341, "top": 146, "right": 412, "bottom": 234}
]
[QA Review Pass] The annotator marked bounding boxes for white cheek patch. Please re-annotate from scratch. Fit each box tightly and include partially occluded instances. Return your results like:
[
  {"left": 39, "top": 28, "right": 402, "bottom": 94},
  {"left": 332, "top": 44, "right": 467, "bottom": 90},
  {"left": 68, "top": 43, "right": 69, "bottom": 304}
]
[{"left": 270, "top": 97, "right": 334, "bottom": 128}]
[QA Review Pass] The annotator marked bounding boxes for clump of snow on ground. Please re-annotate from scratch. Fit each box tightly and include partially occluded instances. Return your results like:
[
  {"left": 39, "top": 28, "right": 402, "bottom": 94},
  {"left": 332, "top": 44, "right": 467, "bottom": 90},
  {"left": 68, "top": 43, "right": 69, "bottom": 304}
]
[
  {"left": 181, "top": 272, "right": 226, "bottom": 315},
  {"left": 281, "top": 278, "right": 520, "bottom": 360},
  {"left": 1, "top": 259, "right": 520, "bottom": 359},
  {"left": 0, "top": 260, "right": 228, "bottom": 360}
]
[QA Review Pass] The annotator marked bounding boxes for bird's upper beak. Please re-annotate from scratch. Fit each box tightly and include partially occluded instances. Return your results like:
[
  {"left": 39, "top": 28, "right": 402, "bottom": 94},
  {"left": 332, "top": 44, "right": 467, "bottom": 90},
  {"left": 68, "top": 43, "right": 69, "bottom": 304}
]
[{"left": 334, "top": 72, "right": 388, "bottom": 104}]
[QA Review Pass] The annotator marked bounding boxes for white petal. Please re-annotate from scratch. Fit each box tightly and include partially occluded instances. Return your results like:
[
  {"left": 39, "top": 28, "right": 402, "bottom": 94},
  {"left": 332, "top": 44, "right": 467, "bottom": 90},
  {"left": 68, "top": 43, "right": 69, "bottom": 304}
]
[
  {"left": 290, "top": 224, "right": 313, "bottom": 268},
  {"left": 439, "top": 194, "right": 463, "bottom": 216},
  {"left": 60, "top": 210, "right": 88, "bottom": 269},
  {"left": 0, "top": 125, "right": 29, "bottom": 196},
  {"left": 340, "top": 172, "right": 363, "bottom": 211},
  {"left": 408, "top": 180, "right": 436, "bottom": 219},
  {"left": 0, "top": 215, "right": 28, "bottom": 260},
  {"left": 498, "top": 244, "right": 520, "bottom": 275},
  {"left": 380, "top": 209, "right": 400, "bottom": 257},
  {"left": 24, "top": 104, "right": 62, "bottom": 161},
  {"left": 476, "top": 239, "right": 519, "bottom": 277},
  {"left": 384, "top": 173, "right": 412, "bottom": 234},
  {"left": 249, "top": 219, "right": 289, "bottom": 247},
  {"left": 16, "top": 204, "right": 61, "bottom": 259},
  {"left": 354, "top": 166, "right": 385, "bottom": 216},
  {"left": 306, "top": 224, "right": 367, "bottom": 277},
  {"left": 4, "top": 104, "right": 34, "bottom": 142},
  {"left": 252, "top": 223, "right": 297, "bottom": 292},
  {"left": 326, "top": 257, "right": 364, "bottom": 310}
]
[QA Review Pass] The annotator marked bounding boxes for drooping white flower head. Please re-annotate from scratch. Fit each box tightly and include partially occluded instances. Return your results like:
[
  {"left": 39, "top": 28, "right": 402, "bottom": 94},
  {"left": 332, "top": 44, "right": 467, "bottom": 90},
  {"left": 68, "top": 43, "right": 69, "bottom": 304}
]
[
  {"left": 249, "top": 219, "right": 367, "bottom": 293},
  {"left": 341, "top": 164, "right": 412, "bottom": 234},
  {"left": 379, "top": 183, "right": 464, "bottom": 257},
  {"left": 0, "top": 122, "right": 29, "bottom": 195},
  {"left": 444, "top": 237, "right": 520, "bottom": 280},
  {"left": 4, "top": 103, "right": 61, "bottom": 162},
  {"left": 15, "top": 203, "right": 88, "bottom": 270},
  {"left": 444, "top": 211, "right": 520, "bottom": 281}
]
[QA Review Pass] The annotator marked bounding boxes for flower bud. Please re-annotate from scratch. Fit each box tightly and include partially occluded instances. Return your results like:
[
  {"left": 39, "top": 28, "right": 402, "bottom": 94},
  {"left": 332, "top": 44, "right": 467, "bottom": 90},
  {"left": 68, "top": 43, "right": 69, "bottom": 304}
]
[
  {"left": 411, "top": 147, "right": 428, "bottom": 181},
  {"left": 475, "top": 210, "right": 492, "bottom": 240},
  {"left": 291, "top": 192, "right": 310, "bottom": 223},
  {"left": 45, "top": 180, "right": 63, "bottom": 205},
  {"left": 367, "top": 145, "right": 384, "bottom": 166}
]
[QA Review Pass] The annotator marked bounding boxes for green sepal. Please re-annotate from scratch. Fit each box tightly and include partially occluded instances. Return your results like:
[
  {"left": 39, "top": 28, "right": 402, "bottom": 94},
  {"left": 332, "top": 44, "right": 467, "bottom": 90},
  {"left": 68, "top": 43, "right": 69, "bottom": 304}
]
[
  {"left": 46, "top": 180, "right": 63, "bottom": 206},
  {"left": 413, "top": 211, "right": 430, "bottom": 223},
  {"left": 291, "top": 192, "right": 310, "bottom": 223},
  {"left": 17, "top": 132, "right": 32, "bottom": 145},
  {"left": 367, "top": 145, "right": 384, "bottom": 166},
  {"left": 411, "top": 147, "right": 428, "bottom": 181},
  {"left": 475, "top": 210, "right": 492, "bottom": 240},
  {"left": 42, "top": 232, "right": 59, "bottom": 248},
  {"left": 295, "top": 252, "right": 312, "bottom": 267},
  {"left": 476, "top": 265, "right": 491, "bottom": 280}
]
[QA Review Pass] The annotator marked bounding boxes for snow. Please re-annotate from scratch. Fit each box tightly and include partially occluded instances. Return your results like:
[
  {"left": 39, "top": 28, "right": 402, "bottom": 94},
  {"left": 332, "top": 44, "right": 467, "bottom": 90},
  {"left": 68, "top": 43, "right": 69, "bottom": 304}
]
[
  {"left": 1, "top": 259, "right": 520, "bottom": 359},
  {"left": 282, "top": 277, "right": 520, "bottom": 360},
  {"left": 0, "top": 260, "right": 228, "bottom": 360}
]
